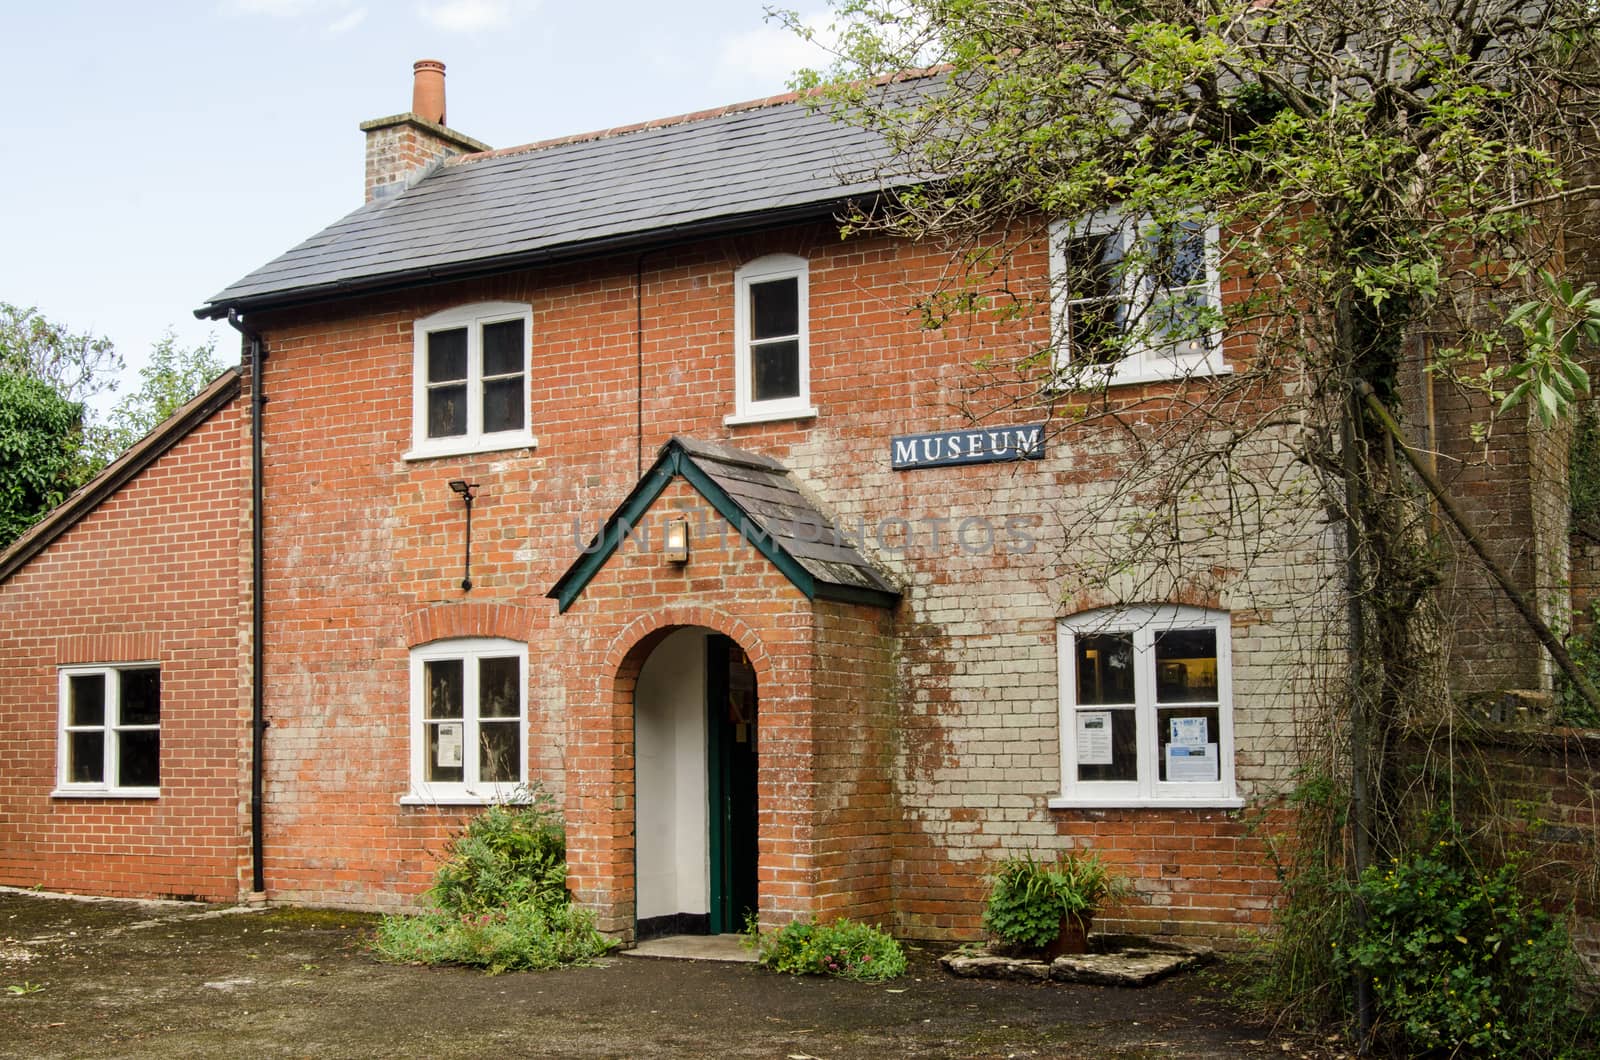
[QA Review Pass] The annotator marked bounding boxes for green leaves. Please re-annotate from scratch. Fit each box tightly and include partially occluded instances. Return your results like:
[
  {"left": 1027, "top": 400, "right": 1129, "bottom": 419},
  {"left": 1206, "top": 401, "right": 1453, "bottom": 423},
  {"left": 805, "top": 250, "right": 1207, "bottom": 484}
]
[
  {"left": 426, "top": 791, "right": 569, "bottom": 917},
  {"left": 371, "top": 787, "right": 615, "bottom": 973},
  {"left": 1500, "top": 269, "right": 1599, "bottom": 428},
  {"left": 0, "top": 371, "right": 88, "bottom": 549},
  {"left": 90, "top": 332, "right": 226, "bottom": 466},
  {"left": 1341, "top": 839, "right": 1589, "bottom": 1056},
  {"left": 755, "top": 917, "right": 908, "bottom": 981},
  {"left": 982, "top": 850, "right": 1128, "bottom": 949}
]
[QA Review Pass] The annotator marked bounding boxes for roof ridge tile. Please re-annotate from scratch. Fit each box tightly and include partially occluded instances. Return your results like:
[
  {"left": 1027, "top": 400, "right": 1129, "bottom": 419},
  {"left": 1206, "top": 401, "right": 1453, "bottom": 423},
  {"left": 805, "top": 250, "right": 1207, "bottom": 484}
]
[{"left": 446, "top": 66, "right": 945, "bottom": 167}]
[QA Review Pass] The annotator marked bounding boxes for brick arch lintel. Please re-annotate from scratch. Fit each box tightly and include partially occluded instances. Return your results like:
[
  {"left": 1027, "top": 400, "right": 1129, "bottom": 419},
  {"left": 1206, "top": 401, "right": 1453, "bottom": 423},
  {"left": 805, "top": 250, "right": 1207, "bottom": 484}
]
[
  {"left": 604, "top": 604, "right": 774, "bottom": 692},
  {"left": 403, "top": 601, "right": 536, "bottom": 648},
  {"left": 1062, "top": 581, "right": 1227, "bottom": 618}
]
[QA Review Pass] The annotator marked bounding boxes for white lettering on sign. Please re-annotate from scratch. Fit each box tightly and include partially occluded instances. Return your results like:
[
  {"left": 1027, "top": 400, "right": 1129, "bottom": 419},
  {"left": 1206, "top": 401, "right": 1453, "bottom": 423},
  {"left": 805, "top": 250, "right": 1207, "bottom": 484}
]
[{"left": 890, "top": 424, "right": 1047, "bottom": 470}]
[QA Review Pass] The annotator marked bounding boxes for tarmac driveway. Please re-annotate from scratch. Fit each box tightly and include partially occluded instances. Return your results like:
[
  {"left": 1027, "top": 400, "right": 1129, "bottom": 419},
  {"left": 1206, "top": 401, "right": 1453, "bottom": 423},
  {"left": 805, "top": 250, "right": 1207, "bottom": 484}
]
[{"left": 0, "top": 888, "right": 1311, "bottom": 1059}]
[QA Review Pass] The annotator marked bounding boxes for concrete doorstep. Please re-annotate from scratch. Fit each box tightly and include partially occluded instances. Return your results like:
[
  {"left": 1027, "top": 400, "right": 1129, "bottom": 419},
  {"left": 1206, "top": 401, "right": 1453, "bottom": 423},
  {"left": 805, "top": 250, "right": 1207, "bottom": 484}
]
[{"left": 623, "top": 933, "right": 757, "bottom": 962}]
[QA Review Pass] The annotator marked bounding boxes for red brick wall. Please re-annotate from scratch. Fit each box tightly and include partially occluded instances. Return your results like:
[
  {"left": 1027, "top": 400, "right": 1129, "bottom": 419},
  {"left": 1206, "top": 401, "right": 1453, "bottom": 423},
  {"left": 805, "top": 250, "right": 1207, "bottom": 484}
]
[
  {"left": 0, "top": 396, "right": 250, "bottom": 901},
  {"left": 559, "top": 478, "right": 818, "bottom": 936},
  {"left": 0, "top": 207, "right": 1341, "bottom": 954},
  {"left": 811, "top": 599, "right": 898, "bottom": 924},
  {"left": 231, "top": 217, "right": 1332, "bottom": 951},
  {"left": 240, "top": 225, "right": 933, "bottom": 913},
  {"left": 1407, "top": 363, "right": 1550, "bottom": 697}
]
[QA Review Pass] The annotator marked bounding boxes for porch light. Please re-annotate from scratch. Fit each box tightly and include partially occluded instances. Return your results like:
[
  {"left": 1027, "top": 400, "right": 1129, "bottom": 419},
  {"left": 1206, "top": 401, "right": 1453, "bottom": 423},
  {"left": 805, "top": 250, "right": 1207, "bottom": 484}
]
[
  {"left": 663, "top": 516, "right": 690, "bottom": 564},
  {"left": 448, "top": 480, "right": 478, "bottom": 591}
]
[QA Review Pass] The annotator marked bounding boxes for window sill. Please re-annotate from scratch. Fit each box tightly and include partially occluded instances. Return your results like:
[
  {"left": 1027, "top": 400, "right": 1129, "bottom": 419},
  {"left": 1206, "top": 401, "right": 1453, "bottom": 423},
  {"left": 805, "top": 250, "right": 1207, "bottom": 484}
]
[
  {"left": 1051, "top": 361, "right": 1232, "bottom": 391},
  {"left": 51, "top": 788, "right": 160, "bottom": 800},
  {"left": 403, "top": 435, "right": 538, "bottom": 462},
  {"left": 723, "top": 406, "right": 817, "bottom": 427},
  {"left": 1048, "top": 796, "right": 1244, "bottom": 811},
  {"left": 399, "top": 792, "right": 512, "bottom": 807}
]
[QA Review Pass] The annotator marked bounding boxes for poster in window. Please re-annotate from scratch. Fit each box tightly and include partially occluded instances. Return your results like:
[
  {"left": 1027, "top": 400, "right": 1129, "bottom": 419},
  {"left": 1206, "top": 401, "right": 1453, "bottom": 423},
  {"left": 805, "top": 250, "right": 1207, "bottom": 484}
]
[
  {"left": 1076, "top": 710, "right": 1114, "bottom": 765},
  {"left": 1165, "top": 742, "right": 1218, "bottom": 782},
  {"left": 1169, "top": 716, "right": 1207, "bottom": 748},
  {"left": 436, "top": 722, "right": 464, "bottom": 768}
]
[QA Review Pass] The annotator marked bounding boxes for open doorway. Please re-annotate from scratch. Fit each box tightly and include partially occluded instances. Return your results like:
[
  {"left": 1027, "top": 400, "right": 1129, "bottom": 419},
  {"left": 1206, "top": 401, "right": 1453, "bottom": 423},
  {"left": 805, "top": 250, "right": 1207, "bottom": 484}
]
[
  {"left": 634, "top": 628, "right": 758, "bottom": 940},
  {"left": 706, "top": 634, "right": 758, "bottom": 935}
]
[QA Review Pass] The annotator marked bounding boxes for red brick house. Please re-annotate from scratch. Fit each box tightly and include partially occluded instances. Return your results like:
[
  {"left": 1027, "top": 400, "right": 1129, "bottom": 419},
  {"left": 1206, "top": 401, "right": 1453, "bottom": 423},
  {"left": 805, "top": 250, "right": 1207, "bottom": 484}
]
[{"left": 0, "top": 61, "right": 1569, "bottom": 944}]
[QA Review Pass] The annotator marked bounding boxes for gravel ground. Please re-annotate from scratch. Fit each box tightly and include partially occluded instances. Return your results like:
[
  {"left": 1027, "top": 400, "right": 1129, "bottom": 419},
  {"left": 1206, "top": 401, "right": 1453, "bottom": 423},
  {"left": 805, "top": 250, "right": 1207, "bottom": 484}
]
[{"left": 0, "top": 888, "right": 1329, "bottom": 1059}]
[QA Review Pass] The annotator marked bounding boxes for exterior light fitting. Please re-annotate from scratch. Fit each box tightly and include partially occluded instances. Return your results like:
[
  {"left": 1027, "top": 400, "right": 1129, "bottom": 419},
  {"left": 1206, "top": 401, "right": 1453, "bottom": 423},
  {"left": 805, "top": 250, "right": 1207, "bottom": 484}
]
[
  {"left": 448, "top": 480, "right": 478, "bottom": 590},
  {"left": 662, "top": 516, "right": 690, "bottom": 564}
]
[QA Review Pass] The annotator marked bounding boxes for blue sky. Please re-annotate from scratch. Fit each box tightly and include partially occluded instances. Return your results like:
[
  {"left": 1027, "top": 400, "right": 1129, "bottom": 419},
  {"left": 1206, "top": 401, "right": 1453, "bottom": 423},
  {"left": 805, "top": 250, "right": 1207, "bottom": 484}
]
[{"left": 0, "top": 1, "right": 832, "bottom": 406}]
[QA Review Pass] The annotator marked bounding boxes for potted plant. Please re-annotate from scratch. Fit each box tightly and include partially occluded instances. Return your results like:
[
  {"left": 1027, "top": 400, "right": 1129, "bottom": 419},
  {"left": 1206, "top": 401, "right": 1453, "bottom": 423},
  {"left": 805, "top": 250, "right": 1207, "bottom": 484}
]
[{"left": 982, "top": 850, "right": 1128, "bottom": 957}]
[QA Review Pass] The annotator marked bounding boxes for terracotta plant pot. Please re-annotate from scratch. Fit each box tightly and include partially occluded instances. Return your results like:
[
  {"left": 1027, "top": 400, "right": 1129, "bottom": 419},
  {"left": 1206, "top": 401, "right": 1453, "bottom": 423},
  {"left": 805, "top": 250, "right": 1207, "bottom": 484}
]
[{"left": 1041, "top": 913, "right": 1091, "bottom": 959}]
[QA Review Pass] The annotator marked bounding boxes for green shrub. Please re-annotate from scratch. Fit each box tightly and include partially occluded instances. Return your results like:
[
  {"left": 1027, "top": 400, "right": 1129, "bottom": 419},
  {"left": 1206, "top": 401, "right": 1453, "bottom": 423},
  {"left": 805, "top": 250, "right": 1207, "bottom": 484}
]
[
  {"left": 372, "top": 789, "right": 614, "bottom": 973},
  {"left": 982, "top": 850, "right": 1127, "bottom": 949},
  {"left": 428, "top": 796, "right": 568, "bottom": 916},
  {"left": 754, "top": 918, "right": 907, "bottom": 981},
  {"left": 1342, "top": 839, "right": 1593, "bottom": 1057},
  {"left": 373, "top": 898, "right": 612, "bottom": 974}
]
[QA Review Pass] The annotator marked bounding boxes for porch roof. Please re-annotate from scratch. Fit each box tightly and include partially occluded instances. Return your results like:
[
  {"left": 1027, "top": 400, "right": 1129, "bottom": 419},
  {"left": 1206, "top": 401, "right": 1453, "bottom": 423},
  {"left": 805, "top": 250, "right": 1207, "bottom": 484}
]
[{"left": 547, "top": 436, "right": 900, "bottom": 613}]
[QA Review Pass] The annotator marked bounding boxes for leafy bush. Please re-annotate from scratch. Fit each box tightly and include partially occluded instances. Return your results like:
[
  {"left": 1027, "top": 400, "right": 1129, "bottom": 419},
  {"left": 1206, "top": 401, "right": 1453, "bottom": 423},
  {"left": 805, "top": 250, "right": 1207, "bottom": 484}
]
[
  {"left": 428, "top": 796, "right": 567, "bottom": 916},
  {"left": 754, "top": 918, "right": 907, "bottom": 981},
  {"left": 1342, "top": 839, "right": 1593, "bottom": 1057},
  {"left": 373, "top": 898, "right": 611, "bottom": 974},
  {"left": 372, "top": 789, "right": 613, "bottom": 973},
  {"left": 982, "top": 850, "right": 1127, "bottom": 949}
]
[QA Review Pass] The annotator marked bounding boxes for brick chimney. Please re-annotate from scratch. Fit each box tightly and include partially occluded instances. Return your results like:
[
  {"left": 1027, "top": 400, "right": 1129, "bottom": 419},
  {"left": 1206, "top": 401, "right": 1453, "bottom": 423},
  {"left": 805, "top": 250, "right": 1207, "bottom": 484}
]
[{"left": 360, "top": 60, "right": 490, "bottom": 203}]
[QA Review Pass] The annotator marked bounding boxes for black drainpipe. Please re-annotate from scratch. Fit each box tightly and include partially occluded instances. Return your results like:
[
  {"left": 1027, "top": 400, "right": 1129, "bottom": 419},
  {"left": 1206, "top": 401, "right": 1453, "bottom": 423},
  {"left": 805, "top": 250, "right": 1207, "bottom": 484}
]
[{"left": 227, "top": 309, "right": 268, "bottom": 898}]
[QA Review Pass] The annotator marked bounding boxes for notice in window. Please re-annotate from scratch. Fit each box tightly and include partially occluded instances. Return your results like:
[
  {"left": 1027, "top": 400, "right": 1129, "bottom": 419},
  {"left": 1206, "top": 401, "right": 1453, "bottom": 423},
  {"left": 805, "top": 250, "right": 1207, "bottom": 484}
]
[
  {"left": 1169, "top": 716, "right": 1207, "bottom": 748},
  {"left": 1076, "top": 711, "right": 1114, "bottom": 765},
  {"left": 1165, "top": 742, "right": 1218, "bottom": 783},
  {"left": 436, "top": 722, "right": 464, "bottom": 768}
]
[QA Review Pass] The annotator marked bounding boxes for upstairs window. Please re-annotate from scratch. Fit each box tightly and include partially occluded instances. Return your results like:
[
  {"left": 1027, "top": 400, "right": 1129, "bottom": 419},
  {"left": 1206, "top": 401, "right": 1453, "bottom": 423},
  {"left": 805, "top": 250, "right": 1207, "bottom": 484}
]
[
  {"left": 1052, "top": 606, "right": 1238, "bottom": 808},
  {"left": 56, "top": 665, "right": 161, "bottom": 797},
  {"left": 1050, "top": 212, "right": 1225, "bottom": 385},
  {"left": 407, "top": 639, "right": 528, "bottom": 804},
  {"left": 409, "top": 302, "right": 534, "bottom": 458},
  {"left": 728, "top": 254, "right": 816, "bottom": 424}
]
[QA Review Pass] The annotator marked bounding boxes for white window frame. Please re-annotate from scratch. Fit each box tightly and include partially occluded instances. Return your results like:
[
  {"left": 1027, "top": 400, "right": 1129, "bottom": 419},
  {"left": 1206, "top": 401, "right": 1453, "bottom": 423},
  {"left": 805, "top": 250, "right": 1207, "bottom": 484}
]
[
  {"left": 404, "top": 638, "right": 529, "bottom": 806},
  {"left": 53, "top": 663, "right": 161, "bottom": 798},
  {"left": 406, "top": 301, "right": 536, "bottom": 460},
  {"left": 726, "top": 253, "right": 817, "bottom": 425},
  {"left": 1048, "top": 210, "right": 1227, "bottom": 386},
  {"left": 1051, "top": 606, "right": 1240, "bottom": 809}
]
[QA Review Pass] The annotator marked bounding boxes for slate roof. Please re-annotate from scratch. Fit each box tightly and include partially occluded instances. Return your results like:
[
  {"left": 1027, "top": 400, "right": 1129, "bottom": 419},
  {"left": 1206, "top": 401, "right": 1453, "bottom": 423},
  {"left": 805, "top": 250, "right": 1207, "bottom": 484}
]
[
  {"left": 197, "top": 80, "right": 929, "bottom": 319},
  {"left": 548, "top": 436, "right": 900, "bottom": 613}
]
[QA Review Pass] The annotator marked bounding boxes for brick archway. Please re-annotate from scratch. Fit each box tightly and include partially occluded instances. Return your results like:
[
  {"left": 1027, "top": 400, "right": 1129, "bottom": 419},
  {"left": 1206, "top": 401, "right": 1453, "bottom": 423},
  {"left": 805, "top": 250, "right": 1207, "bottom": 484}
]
[
  {"left": 563, "top": 607, "right": 776, "bottom": 940},
  {"left": 606, "top": 605, "right": 774, "bottom": 700}
]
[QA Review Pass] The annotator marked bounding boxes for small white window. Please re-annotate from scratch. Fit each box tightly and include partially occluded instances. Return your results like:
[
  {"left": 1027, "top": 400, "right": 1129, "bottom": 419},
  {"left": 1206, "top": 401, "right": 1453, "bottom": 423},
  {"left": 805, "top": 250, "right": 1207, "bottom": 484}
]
[
  {"left": 408, "top": 302, "right": 535, "bottom": 459},
  {"left": 726, "top": 254, "right": 816, "bottom": 425},
  {"left": 1049, "top": 211, "right": 1226, "bottom": 385},
  {"left": 407, "top": 639, "right": 528, "bottom": 804},
  {"left": 55, "top": 665, "right": 161, "bottom": 797},
  {"left": 1052, "top": 606, "right": 1239, "bottom": 808}
]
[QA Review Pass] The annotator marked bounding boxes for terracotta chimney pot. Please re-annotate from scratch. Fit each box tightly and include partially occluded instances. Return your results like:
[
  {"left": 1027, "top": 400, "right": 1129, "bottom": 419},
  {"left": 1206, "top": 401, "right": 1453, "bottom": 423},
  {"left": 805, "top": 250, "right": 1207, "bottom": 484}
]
[
  {"left": 361, "top": 59, "right": 486, "bottom": 203},
  {"left": 412, "top": 59, "right": 447, "bottom": 125}
]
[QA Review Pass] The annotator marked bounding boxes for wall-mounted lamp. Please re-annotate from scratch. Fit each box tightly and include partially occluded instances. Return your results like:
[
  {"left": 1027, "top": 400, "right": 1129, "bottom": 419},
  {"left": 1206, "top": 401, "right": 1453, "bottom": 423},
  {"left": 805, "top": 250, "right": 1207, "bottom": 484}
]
[
  {"left": 662, "top": 516, "right": 690, "bottom": 565},
  {"left": 448, "top": 480, "right": 479, "bottom": 591}
]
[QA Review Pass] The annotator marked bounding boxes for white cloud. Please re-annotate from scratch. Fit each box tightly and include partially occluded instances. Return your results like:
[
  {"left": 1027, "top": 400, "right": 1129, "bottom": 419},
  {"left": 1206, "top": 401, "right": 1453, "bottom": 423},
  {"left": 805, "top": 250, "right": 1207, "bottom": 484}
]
[
  {"left": 717, "top": 11, "right": 838, "bottom": 83},
  {"left": 414, "top": 0, "right": 533, "bottom": 33},
  {"left": 324, "top": 6, "right": 368, "bottom": 34}
]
